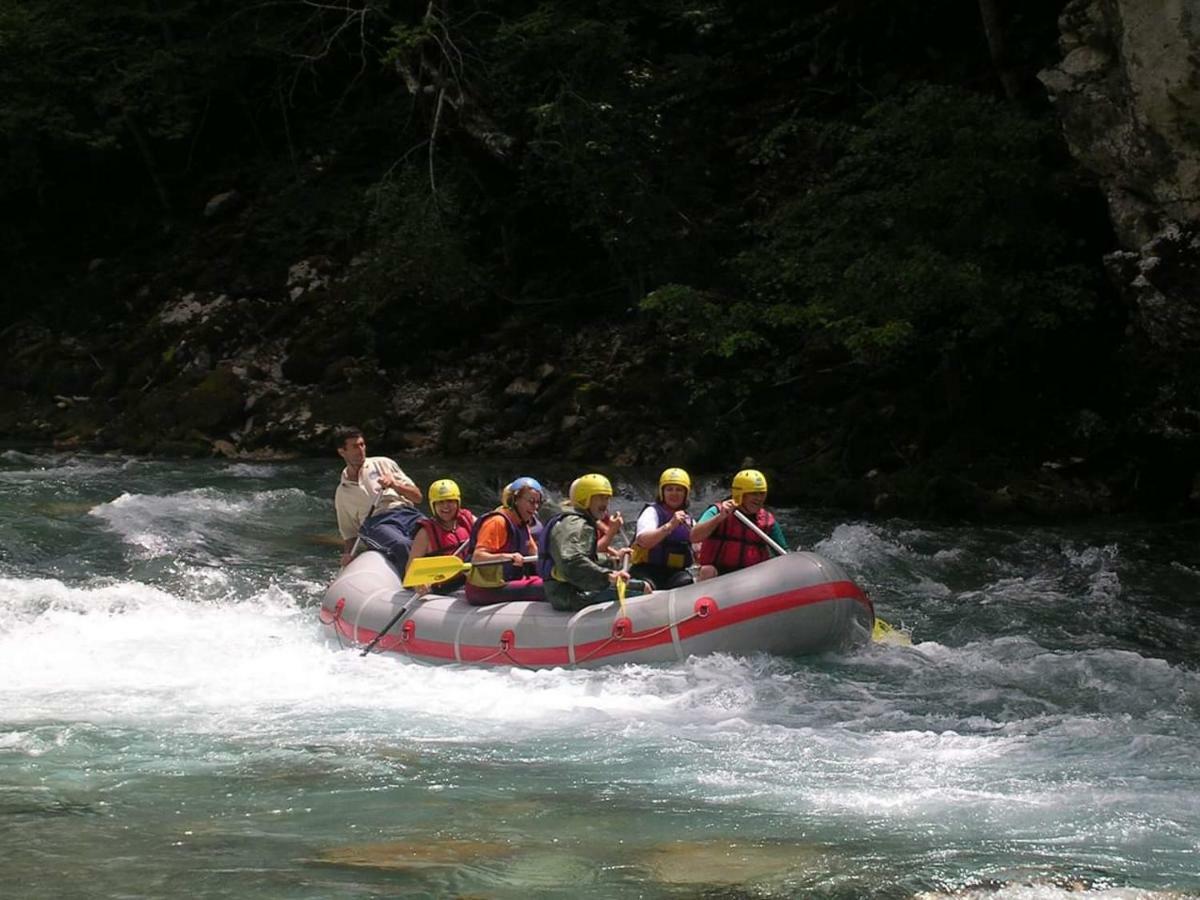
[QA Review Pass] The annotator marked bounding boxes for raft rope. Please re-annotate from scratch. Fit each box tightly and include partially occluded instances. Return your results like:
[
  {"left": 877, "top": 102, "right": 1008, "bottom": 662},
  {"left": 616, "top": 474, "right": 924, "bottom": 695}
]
[
  {"left": 569, "top": 609, "right": 703, "bottom": 666},
  {"left": 341, "top": 602, "right": 705, "bottom": 668}
]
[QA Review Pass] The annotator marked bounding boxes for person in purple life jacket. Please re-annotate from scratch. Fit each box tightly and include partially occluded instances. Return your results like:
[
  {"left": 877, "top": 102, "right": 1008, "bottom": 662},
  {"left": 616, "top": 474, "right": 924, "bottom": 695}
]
[
  {"left": 462, "top": 476, "right": 546, "bottom": 605},
  {"left": 629, "top": 467, "right": 695, "bottom": 590}
]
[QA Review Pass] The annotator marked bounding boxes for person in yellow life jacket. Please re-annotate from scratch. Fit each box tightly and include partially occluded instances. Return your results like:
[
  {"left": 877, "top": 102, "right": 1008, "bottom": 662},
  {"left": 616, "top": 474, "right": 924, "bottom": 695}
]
[
  {"left": 462, "top": 476, "right": 546, "bottom": 606},
  {"left": 404, "top": 478, "right": 477, "bottom": 594},
  {"left": 538, "top": 473, "right": 650, "bottom": 612},
  {"left": 630, "top": 467, "right": 695, "bottom": 590},
  {"left": 691, "top": 469, "right": 788, "bottom": 581}
]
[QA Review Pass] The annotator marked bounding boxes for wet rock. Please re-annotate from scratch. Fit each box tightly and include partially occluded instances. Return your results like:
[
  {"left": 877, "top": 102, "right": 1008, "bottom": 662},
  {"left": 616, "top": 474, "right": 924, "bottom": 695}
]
[
  {"left": 286, "top": 257, "right": 332, "bottom": 300},
  {"left": 635, "top": 839, "right": 826, "bottom": 886},
  {"left": 158, "top": 292, "right": 231, "bottom": 328},
  {"left": 311, "top": 838, "right": 516, "bottom": 871},
  {"left": 179, "top": 367, "right": 245, "bottom": 430},
  {"left": 203, "top": 190, "right": 243, "bottom": 220},
  {"left": 504, "top": 376, "right": 540, "bottom": 398},
  {"left": 1040, "top": 0, "right": 1200, "bottom": 248},
  {"left": 211, "top": 439, "right": 238, "bottom": 458}
]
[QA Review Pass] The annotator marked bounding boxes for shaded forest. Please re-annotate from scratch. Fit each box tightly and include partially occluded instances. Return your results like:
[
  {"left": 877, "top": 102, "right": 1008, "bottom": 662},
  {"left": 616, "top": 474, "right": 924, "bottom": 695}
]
[{"left": 3, "top": 0, "right": 1183, "bottom": 516}]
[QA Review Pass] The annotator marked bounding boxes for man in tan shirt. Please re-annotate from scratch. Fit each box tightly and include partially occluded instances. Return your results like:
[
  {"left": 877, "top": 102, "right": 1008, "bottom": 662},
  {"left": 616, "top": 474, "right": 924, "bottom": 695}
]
[{"left": 334, "top": 426, "right": 423, "bottom": 568}]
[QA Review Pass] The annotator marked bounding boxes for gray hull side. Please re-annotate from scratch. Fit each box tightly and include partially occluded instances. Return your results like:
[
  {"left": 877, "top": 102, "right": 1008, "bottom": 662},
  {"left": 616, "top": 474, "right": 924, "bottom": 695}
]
[{"left": 320, "top": 551, "right": 873, "bottom": 667}]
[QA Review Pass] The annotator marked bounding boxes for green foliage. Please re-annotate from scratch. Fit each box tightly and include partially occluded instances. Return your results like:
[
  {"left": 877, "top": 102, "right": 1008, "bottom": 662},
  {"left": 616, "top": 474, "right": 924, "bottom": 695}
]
[
  {"left": 668, "top": 84, "right": 1101, "bottom": 390},
  {"left": 350, "top": 167, "right": 485, "bottom": 357}
]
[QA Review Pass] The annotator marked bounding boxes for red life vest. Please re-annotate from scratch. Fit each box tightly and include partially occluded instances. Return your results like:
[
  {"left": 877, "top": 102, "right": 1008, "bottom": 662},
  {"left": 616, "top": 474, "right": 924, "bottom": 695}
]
[
  {"left": 418, "top": 509, "right": 476, "bottom": 555},
  {"left": 697, "top": 506, "right": 776, "bottom": 572}
]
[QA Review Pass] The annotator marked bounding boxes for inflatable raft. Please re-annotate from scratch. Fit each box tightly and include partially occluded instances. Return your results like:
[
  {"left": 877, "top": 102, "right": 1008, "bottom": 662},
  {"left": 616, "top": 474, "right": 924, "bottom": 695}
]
[{"left": 320, "top": 550, "right": 874, "bottom": 668}]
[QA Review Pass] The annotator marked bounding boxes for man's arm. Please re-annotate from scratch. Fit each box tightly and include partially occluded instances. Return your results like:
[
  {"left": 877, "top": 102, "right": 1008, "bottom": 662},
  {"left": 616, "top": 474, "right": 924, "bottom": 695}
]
[{"left": 376, "top": 459, "right": 422, "bottom": 504}]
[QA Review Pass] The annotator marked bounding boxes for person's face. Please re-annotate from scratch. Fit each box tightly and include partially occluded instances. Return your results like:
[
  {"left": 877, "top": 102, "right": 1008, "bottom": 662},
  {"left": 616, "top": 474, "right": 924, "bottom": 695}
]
[
  {"left": 434, "top": 499, "right": 459, "bottom": 521},
  {"left": 739, "top": 491, "right": 766, "bottom": 513},
  {"left": 588, "top": 494, "right": 610, "bottom": 519},
  {"left": 661, "top": 484, "right": 687, "bottom": 510},
  {"left": 513, "top": 489, "right": 541, "bottom": 522},
  {"left": 338, "top": 436, "right": 366, "bottom": 468}
]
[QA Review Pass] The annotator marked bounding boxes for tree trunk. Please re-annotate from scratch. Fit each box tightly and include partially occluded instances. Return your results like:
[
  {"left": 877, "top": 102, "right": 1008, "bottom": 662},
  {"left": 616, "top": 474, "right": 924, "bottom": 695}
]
[{"left": 977, "top": 0, "right": 1021, "bottom": 100}]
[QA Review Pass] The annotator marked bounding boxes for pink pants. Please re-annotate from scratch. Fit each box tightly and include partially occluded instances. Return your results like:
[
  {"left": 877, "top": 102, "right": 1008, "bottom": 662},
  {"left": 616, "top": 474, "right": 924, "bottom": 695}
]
[{"left": 465, "top": 576, "right": 545, "bottom": 606}]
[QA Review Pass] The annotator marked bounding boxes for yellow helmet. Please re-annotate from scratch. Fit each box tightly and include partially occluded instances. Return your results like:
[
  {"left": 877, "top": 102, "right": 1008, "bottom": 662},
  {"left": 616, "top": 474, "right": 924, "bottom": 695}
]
[
  {"left": 427, "top": 478, "right": 461, "bottom": 514},
  {"left": 731, "top": 469, "right": 768, "bottom": 505},
  {"left": 656, "top": 467, "right": 691, "bottom": 502},
  {"left": 569, "top": 473, "right": 613, "bottom": 509}
]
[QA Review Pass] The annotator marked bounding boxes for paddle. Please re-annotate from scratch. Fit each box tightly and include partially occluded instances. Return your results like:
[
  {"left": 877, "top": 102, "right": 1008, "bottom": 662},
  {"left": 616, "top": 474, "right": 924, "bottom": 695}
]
[
  {"left": 613, "top": 522, "right": 633, "bottom": 615},
  {"left": 731, "top": 509, "right": 910, "bottom": 645},
  {"left": 359, "top": 593, "right": 417, "bottom": 656},
  {"left": 615, "top": 552, "right": 632, "bottom": 616},
  {"left": 402, "top": 553, "right": 537, "bottom": 588}
]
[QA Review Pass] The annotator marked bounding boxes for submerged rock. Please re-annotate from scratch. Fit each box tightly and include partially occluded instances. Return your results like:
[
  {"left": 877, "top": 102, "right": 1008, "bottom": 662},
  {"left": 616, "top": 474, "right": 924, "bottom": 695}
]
[
  {"left": 635, "top": 839, "right": 827, "bottom": 886},
  {"left": 311, "top": 838, "right": 517, "bottom": 871}
]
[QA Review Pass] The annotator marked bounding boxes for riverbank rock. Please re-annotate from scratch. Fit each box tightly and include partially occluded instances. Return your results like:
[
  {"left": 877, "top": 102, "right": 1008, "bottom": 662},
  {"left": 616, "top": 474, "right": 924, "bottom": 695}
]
[{"left": 1040, "top": 0, "right": 1200, "bottom": 506}]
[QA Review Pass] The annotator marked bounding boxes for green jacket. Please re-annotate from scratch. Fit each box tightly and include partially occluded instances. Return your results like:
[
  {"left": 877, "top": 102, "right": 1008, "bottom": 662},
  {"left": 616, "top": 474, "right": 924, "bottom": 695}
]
[{"left": 544, "top": 510, "right": 617, "bottom": 611}]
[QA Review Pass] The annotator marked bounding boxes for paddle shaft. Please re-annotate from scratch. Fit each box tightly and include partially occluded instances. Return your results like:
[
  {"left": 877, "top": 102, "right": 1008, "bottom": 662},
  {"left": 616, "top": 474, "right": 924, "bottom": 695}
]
[
  {"left": 359, "top": 593, "right": 415, "bottom": 656},
  {"left": 374, "top": 553, "right": 542, "bottom": 647},
  {"left": 732, "top": 508, "right": 787, "bottom": 556}
]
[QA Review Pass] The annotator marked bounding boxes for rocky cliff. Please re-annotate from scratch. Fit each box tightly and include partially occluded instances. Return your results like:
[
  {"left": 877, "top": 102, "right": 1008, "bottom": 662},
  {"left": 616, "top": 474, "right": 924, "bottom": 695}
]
[{"left": 1040, "top": 0, "right": 1200, "bottom": 478}]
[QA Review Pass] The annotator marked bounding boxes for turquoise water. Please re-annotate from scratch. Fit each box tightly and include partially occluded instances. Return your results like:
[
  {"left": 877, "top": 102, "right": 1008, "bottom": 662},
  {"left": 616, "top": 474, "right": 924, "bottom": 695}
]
[{"left": 1, "top": 450, "right": 1197, "bottom": 899}]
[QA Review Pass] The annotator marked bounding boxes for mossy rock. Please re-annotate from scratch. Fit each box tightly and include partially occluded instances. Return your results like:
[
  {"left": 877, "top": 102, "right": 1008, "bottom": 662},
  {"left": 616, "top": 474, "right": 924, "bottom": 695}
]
[
  {"left": 309, "top": 388, "right": 383, "bottom": 430},
  {"left": 178, "top": 367, "right": 245, "bottom": 430}
]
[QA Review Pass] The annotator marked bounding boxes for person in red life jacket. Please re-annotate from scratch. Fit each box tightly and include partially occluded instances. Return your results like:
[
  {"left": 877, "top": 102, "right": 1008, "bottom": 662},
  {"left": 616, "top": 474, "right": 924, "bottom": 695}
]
[
  {"left": 691, "top": 469, "right": 788, "bottom": 581},
  {"left": 539, "top": 473, "right": 650, "bottom": 612},
  {"left": 629, "top": 467, "right": 695, "bottom": 590},
  {"left": 462, "top": 476, "right": 546, "bottom": 605},
  {"left": 334, "top": 426, "right": 423, "bottom": 570},
  {"left": 405, "top": 478, "right": 477, "bottom": 594}
]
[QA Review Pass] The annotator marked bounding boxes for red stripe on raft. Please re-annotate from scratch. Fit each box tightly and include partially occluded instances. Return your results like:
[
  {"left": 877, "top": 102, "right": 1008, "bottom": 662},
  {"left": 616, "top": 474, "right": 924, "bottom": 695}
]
[{"left": 339, "top": 579, "right": 869, "bottom": 666}]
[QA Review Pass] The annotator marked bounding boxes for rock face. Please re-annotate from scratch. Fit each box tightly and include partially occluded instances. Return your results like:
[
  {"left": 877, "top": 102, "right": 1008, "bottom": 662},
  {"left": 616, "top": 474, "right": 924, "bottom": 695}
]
[
  {"left": 1041, "top": 0, "right": 1200, "bottom": 450},
  {"left": 1040, "top": 0, "right": 1200, "bottom": 248}
]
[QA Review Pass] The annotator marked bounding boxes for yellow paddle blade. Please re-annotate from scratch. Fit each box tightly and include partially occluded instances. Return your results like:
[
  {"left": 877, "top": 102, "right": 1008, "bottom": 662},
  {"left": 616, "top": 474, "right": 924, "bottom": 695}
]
[
  {"left": 872, "top": 618, "right": 912, "bottom": 646},
  {"left": 403, "top": 554, "right": 470, "bottom": 587},
  {"left": 616, "top": 576, "right": 627, "bottom": 616}
]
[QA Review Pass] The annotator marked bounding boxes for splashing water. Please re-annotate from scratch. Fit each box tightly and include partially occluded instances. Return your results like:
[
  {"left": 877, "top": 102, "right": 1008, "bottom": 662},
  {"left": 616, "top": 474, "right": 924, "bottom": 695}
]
[{"left": 0, "top": 453, "right": 1197, "bottom": 899}]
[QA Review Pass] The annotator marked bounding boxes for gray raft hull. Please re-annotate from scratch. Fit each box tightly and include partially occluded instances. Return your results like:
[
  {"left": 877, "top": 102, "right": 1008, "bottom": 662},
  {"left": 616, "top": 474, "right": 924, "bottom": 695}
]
[{"left": 320, "top": 551, "right": 873, "bottom": 667}]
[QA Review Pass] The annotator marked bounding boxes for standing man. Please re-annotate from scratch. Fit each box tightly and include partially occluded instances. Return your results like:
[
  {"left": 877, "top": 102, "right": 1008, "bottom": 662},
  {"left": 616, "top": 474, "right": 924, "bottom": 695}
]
[{"left": 334, "top": 426, "right": 423, "bottom": 569}]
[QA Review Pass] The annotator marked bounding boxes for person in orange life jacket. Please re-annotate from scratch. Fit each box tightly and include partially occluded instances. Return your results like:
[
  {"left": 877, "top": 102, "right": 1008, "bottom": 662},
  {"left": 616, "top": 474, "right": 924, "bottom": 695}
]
[
  {"left": 630, "top": 467, "right": 695, "bottom": 590},
  {"left": 691, "top": 468, "right": 788, "bottom": 581},
  {"left": 462, "top": 476, "right": 546, "bottom": 606},
  {"left": 539, "top": 474, "right": 650, "bottom": 612},
  {"left": 334, "top": 426, "right": 423, "bottom": 570},
  {"left": 501, "top": 478, "right": 544, "bottom": 578},
  {"left": 405, "top": 478, "right": 477, "bottom": 594}
]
